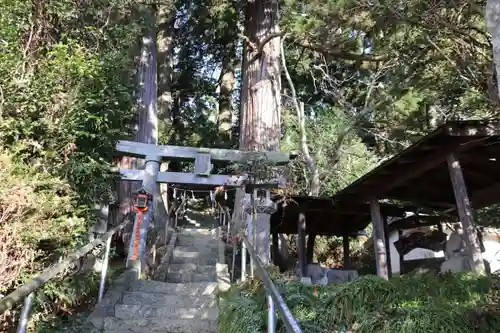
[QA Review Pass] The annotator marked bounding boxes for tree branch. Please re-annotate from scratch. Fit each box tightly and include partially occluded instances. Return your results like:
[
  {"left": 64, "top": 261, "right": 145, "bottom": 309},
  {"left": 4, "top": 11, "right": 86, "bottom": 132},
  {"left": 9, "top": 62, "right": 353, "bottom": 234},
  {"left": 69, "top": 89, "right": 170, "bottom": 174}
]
[
  {"left": 240, "top": 31, "right": 286, "bottom": 64},
  {"left": 298, "top": 39, "right": 389, "bottom": 62},
  {"left": 280, "top": 35, "right": 320, "bottom": 196}
]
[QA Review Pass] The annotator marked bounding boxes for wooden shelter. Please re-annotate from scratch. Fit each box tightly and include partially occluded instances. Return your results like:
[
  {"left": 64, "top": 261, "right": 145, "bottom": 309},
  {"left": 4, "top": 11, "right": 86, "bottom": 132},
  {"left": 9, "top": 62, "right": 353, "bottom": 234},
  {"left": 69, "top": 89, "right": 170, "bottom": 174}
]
[
  {"left": 272, "top": 120, "right": 500, "bottom": 278},
  {"left": 332, "top": 120, "right": 500, "bottom": 278},
  {"left": 269, "top": 195, "right": 408, "bottom": 275}
]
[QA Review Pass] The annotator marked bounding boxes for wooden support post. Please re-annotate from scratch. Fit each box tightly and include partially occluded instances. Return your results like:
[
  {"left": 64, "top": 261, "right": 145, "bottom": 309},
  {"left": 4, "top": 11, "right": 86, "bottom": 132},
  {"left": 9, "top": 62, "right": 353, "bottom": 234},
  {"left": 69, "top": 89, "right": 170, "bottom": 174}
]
[
  {"left": 369, "top": 199, "right": 389, "bottom": 280},
  {"left": 271, "top": 232, "right": 279, "bottom": 266},
  {"left": 446, "top": 153, "right": 486, "bottom": 275},
  {"left": 306, "top": 233, "right": 316, "bottom": 264},
  {"left": 382, "top": 216, "right": 392, "bottom": 279},
  {"left": 398, "top": 229, "right": 404, "bottom": 275},
  {"left": 343, "top": 235, "right": 350, "bottom": 269},
  {"left": 297, "top": 212, "right": 307, "bottom": 277}
]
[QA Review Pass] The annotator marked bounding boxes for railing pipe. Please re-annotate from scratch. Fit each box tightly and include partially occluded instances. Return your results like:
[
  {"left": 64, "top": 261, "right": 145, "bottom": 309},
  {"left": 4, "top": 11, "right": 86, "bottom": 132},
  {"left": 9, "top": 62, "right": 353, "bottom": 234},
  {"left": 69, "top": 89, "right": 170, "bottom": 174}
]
[
  {"left": 268, "top": 294, "right": 276, "bottom": 333},
  {"left": 98, "top": 235, "right": 112, "bottom": 302},
  {"left": 16, "top": 292, "right": 34, "bottom": 333},
  {"left": 241, "top": 235, "right": 302, "bottom": 333},
  {"left": 219, "top": 204, "right": 301, "bottom": 333},
  {"left": 241, "top": 239, "right": 247, "bottom": 282},
  {"left": 0, "top": 218, "right": 130, "bottom": 314}
]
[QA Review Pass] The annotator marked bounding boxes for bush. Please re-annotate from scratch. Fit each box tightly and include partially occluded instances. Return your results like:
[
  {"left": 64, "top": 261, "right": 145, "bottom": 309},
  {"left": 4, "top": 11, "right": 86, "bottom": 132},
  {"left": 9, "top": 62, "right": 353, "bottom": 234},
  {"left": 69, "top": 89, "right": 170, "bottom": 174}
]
[
  {"left": 0, "top": 152, "right": 83, "bottom": 292},
  {"left": 220, "top": 272, "right": 500, "bottom": 333},
  {"left": 0, "top": 152, "right": 90, "bottom": 329},
  {"left": 0, "top": 1, "right": 139, "bottom": 328}
]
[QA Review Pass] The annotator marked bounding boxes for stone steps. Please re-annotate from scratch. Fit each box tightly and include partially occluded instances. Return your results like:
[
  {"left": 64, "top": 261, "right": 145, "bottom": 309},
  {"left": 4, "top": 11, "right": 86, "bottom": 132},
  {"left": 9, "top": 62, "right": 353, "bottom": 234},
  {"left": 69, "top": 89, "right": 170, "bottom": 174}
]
[
  {"left": 170, "top": 250, "right": 218, "bottom": 265},
  {"left": 91, "top": 215, "right": 222, "bottom": 333},
  {"left": 115, "top": 304, "right": 219, "bottom": 320},
  {"left": 122, "top": 291, "right": 217, "bottom": 308},
  {"left": 168, "top": 263, "right": 216, "bottom": 274},
  {"left": 167, "top": 271, "right": 217, "bottom": 283},
  {"left": 174, "top": 244, "right": 219, "bottom": 252},
  {"left": 104, "top": 317, "right": 217, "bottom": 333},
  {"left": 130, "top": 280, "right": 217, "bottom": 295}
]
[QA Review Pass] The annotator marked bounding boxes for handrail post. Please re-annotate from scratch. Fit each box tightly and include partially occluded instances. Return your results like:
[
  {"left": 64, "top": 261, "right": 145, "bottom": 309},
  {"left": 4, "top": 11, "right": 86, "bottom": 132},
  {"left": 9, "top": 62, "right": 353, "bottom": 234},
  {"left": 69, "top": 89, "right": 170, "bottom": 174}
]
[
  {"left": 16, "top": 292, "right": 34, "bottom": 333},
  {"left": 0, "top": 219, "right": 131, "bottom": 316},
  {"left": 241, "top": 239, "right": 247, "bottom": 282},
  {"left": 98, "top": 235, "right": 112, "bottom": 303},
  {"left": 268, "top": 294, "right": 276, "bottom": 333},
  {"left": 93, "top": 202, "right": 111, "bottom": 303},
  {"left": 241, "top": 235, "right": 302, "bottom": 333}
]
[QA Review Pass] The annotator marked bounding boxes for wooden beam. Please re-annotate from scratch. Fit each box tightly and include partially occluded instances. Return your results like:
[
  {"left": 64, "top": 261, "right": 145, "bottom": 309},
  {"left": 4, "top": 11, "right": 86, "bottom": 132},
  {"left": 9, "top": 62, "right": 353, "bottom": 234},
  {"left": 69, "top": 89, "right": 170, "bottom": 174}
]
[
  {"left": 306, "top": 233, "right": 316, "bottom": 264},
  {"left": 382, "top": 216, "right": 392, "bottom": 279},
  {"left": 369, "top": 199, "right": 389, "bottom": 280},
  {"left": 271, "top": 232, "right": 279, "bottom": 267},
  {"left": 342, "top": 236, "right": 350, "bottom": 269},
  {"left": 116, "top": 140, "right": 294, "bottom": 165},
  {"left": 398, "top": 229, "right": 404, "bottom": 275},
  {"left": 446, "top": 153, "right": 486, "bottom": 275},
  {"left": 384, "top": 194, "right": 456, "bottom": 209},
  {"left": 119, "top": 169, "right": 247, "bottom": 187},
  {"left": 387, "top": 215, "right": 449, "bottom": 232}
]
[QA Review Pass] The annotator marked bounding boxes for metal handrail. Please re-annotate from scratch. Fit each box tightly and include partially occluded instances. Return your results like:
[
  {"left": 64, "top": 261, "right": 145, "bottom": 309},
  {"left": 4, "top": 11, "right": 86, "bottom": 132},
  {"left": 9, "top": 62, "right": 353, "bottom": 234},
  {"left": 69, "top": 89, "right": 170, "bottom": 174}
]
[
  {"left": 0, "top": 214, "right": 133, "bottom": 332},
  {"left": 219, "top": 206, "right": 302, "bottom": 333}
]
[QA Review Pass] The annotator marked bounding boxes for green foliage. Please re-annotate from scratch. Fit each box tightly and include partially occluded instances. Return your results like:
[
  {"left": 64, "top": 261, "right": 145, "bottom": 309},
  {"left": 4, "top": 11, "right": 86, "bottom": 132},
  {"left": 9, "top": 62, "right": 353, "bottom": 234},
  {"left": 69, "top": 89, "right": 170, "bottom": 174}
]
[
  {"left": 475, "top": 205, "right": 500, "bottom": 228},
  {"left": 0, "top": 0, "right": 499, "bottom": 330},
  {"left": 0, "top": 0, "right": 139, "bottom": 207},
  {"left": 220, "top": 273, "right": 500, "bottom": 333},
  {"left": 0, "top": 151, "right": 125, "bottom": 331},
  {"left": 282, "top": 107, "right": 377, "bottom": 196},
  {"left": 32, "top": 266, "right": 125, "bottom": 333},
  {"left": 0, "top": 152, "right": 81, "bottom": 292},
  {"left": 0, "top": 0, "right": 139, "bottom": 330},
  {"left": 280, "top": 0, "right": 494, "bottom": 156}
]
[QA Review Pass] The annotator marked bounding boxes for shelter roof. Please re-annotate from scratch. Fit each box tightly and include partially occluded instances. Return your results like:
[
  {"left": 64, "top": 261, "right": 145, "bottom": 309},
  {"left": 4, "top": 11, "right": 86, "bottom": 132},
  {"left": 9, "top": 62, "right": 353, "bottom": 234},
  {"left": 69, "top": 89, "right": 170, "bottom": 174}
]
[{"left": 332, "top": 120, "right": 500, "bottom": 211}]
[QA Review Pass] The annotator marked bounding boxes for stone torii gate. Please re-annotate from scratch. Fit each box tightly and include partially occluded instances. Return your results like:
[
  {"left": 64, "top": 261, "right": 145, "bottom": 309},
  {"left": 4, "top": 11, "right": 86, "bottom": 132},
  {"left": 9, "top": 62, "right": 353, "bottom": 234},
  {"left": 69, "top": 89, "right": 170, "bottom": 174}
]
[{"left": 115, "top": 140, "right": 293, "bottom": 275}]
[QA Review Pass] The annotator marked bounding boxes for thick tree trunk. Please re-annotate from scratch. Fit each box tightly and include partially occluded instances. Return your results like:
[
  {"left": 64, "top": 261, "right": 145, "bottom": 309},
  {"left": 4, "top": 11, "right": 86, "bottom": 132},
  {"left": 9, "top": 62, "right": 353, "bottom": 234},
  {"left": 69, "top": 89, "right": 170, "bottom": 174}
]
[
  {"left": 116, "top": 6, "right": 162, "bottom": 249},
  {"left": 157, "top": 3, "right": 176, "bottom": 227},
  {"left": 240, "top": 0, "right": 281, "bottom": 151},
  {"left": 486, "top": 0, "right": 500, "bottom": 101},
  {"left": 237, "top": 0, "right": 281, "bottom": 265},
  {"left": 218, "top": 51, "right": 236, "bottom": 143},
  {"left": 157, "top": 4, "right": 176, "bottom": 122}
]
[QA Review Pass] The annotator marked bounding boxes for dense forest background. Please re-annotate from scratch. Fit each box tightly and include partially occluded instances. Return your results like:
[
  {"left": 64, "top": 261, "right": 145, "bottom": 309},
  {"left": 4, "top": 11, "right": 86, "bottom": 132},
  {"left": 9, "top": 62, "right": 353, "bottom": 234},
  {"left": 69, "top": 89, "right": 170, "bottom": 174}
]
[{"left": 1, "top": 0, "right": 499, "bottom": 330}]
